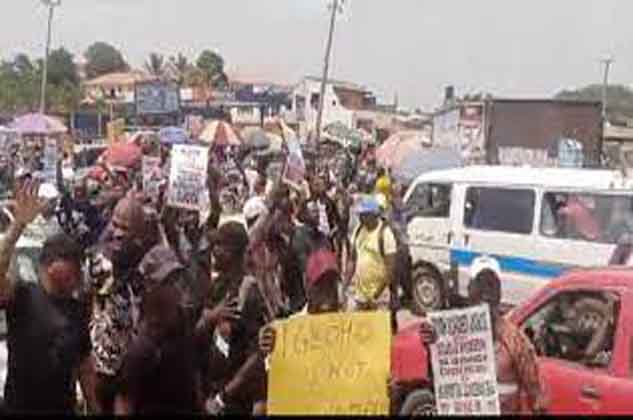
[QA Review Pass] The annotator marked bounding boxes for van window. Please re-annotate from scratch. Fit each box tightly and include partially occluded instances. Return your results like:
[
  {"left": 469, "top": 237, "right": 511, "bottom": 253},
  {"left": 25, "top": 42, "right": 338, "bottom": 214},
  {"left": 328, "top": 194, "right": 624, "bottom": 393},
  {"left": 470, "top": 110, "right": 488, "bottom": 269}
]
[
  {"left": 406, "top": 183, "right": 452, "bottom": 218},
  {"left": 541, "top": 192, "right": 633, "bottom": 244},
  {"left": 464, "top": 187, "right": 535, "bottom": 234}
]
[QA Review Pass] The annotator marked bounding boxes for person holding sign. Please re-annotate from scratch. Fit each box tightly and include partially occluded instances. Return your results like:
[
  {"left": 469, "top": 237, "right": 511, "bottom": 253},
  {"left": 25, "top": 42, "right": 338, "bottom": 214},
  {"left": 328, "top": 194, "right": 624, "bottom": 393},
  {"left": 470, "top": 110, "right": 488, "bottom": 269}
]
[{"left": 419, "top": 270, "right": 547, "bottom": 414}]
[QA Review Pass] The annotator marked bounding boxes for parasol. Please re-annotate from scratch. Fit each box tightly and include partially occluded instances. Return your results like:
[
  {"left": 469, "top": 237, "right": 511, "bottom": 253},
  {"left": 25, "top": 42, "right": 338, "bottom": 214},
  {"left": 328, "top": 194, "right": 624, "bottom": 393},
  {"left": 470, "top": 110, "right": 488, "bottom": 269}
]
[
  {"left": 376, "top": 131, "right": 431, "bottom": 168},
  {"left": 199, "top": 120, "right": 242, "bottom": 147},
  {"left": 392, "top": 148, "right": 463, "bottom": 184},
  {"left": 99, "top": 142, "right": 143, "bottom": 169},
  {"left": 158, "top": 127, "right": 190, "bottom": 146},
  {"left": 9, "top": 113, "right": 67, "bottom": 136}
]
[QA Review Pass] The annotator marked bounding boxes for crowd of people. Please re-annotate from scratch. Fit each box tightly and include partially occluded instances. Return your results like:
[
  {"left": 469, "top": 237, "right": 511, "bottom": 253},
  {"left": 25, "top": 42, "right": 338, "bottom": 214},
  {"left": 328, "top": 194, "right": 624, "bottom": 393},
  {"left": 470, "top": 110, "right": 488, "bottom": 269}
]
[{"left": 0, "top": 125, "right": 546, "bottom": 415}]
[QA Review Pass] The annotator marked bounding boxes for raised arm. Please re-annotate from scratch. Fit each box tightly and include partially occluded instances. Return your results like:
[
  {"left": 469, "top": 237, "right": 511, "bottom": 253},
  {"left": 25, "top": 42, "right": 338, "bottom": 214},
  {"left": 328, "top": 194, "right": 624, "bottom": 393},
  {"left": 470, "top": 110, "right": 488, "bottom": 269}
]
[{"left": 0, "top": 180, "right": 46, "bottom": 301}]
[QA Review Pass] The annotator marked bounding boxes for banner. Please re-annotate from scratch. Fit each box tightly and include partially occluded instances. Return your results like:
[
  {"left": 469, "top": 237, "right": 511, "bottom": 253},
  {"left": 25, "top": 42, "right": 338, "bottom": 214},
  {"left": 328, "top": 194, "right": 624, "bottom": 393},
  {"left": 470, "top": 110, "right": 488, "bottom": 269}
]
[
  {"left": 167, "top": 145, "right": 209, "bottom": 210},
  {"left": 428, "top": 304, "right": 500, "bottom": 415},
  {"left": 135, "top": 81, "right": 180, "bottom": 115},
  {"left": 42, "top": 137, "right": 58, "bottom": 182},
  {"left": 142, "top": 156, "right": 163, "bottom": 202},
  {"left": 268, "top": 311, "right": 390, "bottom": 415}
]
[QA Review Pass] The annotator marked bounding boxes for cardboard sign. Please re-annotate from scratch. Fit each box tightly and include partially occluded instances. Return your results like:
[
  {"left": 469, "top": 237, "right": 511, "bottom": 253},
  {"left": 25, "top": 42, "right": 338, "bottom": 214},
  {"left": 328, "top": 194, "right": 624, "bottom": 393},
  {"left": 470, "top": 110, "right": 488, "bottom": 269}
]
[
  {"left": 282, "top": 130, "right": 305, "bottom": 188},
  {"left": 268, "top": 311, "right": 391, "bottom": 415},
  {"left": 428, "top": 304, "right": 500, "bottom": 415},
  {"left": 142, "top": 156, "right": 162, "bottom": 201},
  {"left": 167, "top": 145, "right": 209, "bottom": 210},
  {"left": 42, "top": 137, "right": 58, "bottom": 182}
]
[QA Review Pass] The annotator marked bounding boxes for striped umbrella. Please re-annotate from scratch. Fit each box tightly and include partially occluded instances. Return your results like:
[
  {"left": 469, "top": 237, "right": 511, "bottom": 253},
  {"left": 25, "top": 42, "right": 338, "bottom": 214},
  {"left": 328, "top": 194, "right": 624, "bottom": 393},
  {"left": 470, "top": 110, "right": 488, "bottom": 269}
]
[{"left": 199, "top": 120, "right": 242, "bottom": 147}]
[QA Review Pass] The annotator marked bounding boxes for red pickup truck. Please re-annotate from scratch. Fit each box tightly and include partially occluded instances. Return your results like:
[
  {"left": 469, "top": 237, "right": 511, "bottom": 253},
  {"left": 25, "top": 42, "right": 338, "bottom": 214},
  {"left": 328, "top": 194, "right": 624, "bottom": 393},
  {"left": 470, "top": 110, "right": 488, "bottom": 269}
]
[{"left": 391, "top": 268, "right": 633, "bottom": 415}]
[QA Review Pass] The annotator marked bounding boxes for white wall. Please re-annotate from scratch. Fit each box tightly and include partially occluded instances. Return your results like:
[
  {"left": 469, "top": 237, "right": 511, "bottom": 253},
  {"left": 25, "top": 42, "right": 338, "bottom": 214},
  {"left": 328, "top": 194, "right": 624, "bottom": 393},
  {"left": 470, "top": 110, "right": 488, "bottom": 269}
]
[{"left": 292, "top": 78, "right": 355, "bottom": 132}]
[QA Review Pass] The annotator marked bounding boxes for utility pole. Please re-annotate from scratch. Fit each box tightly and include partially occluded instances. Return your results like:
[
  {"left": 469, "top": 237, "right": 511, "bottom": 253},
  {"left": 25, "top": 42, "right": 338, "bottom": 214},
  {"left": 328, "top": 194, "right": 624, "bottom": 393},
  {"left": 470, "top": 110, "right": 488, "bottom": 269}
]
[
  {"left": 314, "top": 0, "right": 344, "bottom": 148},
  {"left": 599, "top": 57, "right": 614, "bottom": 166},
  {"left": 39, "top": 0, "right": 61, "bottom": 115},
  {"left": 601, "top": 57, "right": 614, "bottom": 122}
]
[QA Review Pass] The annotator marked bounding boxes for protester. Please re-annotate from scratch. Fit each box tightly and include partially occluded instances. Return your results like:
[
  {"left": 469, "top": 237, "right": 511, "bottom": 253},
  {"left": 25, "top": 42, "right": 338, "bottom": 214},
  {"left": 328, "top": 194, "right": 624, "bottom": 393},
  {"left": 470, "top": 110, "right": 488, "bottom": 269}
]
[
  {"left": 374, "top": 167, "right": 392, "bottom": 208},
  {"left": 196, "top": 222, "right": 270, "bottom": 415},
  {"left": 88, "top": 196, "right": 154, "bottom": 413},
  {"left": 256, "top": 249, "right": 341, "bottom": 414},
  {"left": 346, "top": 196, "right": 397, "bottom": 311},
  {"left": 419, "top": 270, "right": 547, "bottom": 414},
  {"left": 0, "top": 181, "right": 98, "bottom": 414},
  {"left": 114, "top": 246, "right": 204, "bottom": 414}
]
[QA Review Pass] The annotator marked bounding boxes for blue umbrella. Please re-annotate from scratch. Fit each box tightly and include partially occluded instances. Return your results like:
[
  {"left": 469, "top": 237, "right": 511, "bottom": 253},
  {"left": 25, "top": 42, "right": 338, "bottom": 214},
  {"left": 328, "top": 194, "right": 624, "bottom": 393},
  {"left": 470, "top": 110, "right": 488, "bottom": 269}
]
[
  {"left": 158, "top": 127, "right": 189, "bottom": 146},
  {"left": 392, "top": 148, "right": 463, "bottom": 184}
]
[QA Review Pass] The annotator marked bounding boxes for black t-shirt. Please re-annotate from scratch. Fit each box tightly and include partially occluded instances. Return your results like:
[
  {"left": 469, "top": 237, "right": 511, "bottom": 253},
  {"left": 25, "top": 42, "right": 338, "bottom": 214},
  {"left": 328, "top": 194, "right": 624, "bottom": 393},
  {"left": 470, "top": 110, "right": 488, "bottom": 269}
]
[
  {"left": 4, "top": 281, "right": 91, "bottom": 414},
  {"left": 118, "top": 330, "right": 200, "bottom": 414}
]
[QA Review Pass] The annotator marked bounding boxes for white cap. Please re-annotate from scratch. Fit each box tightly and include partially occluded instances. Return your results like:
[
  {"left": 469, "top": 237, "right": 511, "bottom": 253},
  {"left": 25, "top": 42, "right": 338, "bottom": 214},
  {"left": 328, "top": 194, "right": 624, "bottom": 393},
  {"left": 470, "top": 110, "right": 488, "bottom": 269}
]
[{"left": 243, "top": 196, "right": 267, "bottom": 221}]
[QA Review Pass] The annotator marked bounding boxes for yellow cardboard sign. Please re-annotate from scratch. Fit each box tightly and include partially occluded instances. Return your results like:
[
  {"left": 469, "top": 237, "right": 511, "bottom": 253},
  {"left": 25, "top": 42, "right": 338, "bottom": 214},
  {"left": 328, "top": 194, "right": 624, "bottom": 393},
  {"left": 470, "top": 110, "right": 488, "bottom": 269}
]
[{"left": 267, "top": 311, "right": 391, "bottom": 415}]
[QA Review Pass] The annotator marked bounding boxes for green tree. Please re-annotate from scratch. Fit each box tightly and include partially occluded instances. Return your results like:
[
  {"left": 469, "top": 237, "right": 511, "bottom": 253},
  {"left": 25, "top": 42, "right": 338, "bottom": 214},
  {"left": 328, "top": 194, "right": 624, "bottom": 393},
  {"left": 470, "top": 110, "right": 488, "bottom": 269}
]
[
  {"left": 145, "top": 53, "right": 165, "bottom": 78},
  {"left": 46, "top": 47, "right": 79, "bottom": 87},
  {"left": 196, "top": 49, "right": 228, "bottom": 89},
  {"left": 84, "top": 42, "right": 129, "bottom": 79},
  {"left": 555, "top": 84, "right": 633, "bottom": 123}
]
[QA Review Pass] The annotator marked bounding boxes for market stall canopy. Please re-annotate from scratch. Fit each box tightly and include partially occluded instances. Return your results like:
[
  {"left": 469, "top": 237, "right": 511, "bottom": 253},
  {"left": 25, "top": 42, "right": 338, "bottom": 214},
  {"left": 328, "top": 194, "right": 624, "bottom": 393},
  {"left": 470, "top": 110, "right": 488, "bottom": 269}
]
[
  {"left": 392, "top": 148, "right": 463, "bottom": 184},
  {"left": 376, "top": 130, "right": 432, "bottom": 168},
  {"left": 9, "top": 113, "right": 67, "bottom": 136},
  {"left": 200, "top": 120, "right": 242, "bottom": 147},
  {"left": 158, "top": 127, "right": 190, "bottom": 146},
  {"left": 99, "top": 142, "right": 143, "bottom": 169}
]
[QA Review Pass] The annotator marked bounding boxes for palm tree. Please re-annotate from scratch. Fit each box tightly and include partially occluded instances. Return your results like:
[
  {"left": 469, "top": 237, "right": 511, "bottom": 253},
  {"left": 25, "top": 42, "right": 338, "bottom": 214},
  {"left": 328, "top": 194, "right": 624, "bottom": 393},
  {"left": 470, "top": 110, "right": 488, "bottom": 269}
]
[
  {"left": 169, "top": 53, "right": 190, "bottom": 85},
  {"left": 145, "top": 53, "right": 166, "bottom": 78}
]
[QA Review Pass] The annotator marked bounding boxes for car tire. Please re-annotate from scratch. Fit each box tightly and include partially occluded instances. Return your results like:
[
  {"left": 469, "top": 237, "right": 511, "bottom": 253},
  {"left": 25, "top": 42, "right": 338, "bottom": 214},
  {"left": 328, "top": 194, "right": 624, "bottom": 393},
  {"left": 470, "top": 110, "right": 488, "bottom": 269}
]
[
  {"left": 411, "top": 265, "right": 444, "bottom": 315},
  {"left": 400, "top": 389, "right": 436, "bottom": 416}
]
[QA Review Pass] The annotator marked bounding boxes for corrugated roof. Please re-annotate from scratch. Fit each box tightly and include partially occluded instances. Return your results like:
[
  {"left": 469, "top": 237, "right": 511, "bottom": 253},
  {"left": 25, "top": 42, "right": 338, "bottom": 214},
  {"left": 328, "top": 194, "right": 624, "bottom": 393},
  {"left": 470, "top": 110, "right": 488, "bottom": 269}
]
[{"left": 84, "top": 71, "right": 157, "bottom": 87}]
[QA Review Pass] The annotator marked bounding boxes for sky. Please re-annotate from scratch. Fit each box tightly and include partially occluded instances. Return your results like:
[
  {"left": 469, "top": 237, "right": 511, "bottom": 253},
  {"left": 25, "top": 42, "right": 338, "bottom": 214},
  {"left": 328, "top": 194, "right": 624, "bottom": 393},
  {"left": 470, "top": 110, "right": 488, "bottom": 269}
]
[{"left": 2, "top": 0, "right": 633, "bottom": 110}]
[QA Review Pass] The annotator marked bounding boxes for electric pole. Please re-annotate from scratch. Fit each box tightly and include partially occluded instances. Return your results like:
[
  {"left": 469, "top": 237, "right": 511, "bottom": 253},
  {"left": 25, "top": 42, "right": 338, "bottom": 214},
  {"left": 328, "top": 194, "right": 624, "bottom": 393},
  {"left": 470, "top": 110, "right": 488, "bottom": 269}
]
[
  {"left": 314, "top": 0, "right": 344, "bottom": 148},
  {"left": 40, "top": 0, "right": 62, "bottom": 115},
  {"left": 601, "top": 57, "right": 614, "bottom": 122},
  {"left": 599, "top": 57, "right": 614, "bottom": 167}
]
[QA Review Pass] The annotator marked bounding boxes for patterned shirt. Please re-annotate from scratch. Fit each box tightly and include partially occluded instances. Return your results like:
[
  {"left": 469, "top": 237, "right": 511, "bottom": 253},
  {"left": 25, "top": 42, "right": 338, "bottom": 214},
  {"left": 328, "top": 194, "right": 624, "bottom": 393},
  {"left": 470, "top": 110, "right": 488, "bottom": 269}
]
[{"left": 88, "top": 252, "right": 143, "bottom": 377}]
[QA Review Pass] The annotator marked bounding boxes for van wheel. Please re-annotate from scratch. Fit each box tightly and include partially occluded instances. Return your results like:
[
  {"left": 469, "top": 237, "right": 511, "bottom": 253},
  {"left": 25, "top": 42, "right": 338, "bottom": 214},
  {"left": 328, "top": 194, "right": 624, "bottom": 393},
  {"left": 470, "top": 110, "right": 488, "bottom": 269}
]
[
  {"left": 411, "top": 266, "right": 444, "bottom": 315},
  {"left": 400, "top": 389, "right": 436, "bottom": 416}
]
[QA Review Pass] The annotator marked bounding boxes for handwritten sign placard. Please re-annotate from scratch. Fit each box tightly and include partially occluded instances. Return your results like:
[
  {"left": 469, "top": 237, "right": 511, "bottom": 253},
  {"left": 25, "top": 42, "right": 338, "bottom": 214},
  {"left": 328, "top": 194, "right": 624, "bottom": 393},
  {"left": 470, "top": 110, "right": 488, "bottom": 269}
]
[
  {"left": 167, "top": 145, "right": 209, "bottom": 210},
  {"left": 142, "top": 156, "right": 162, "bottom": 201},
  {"left": 428, "top": 304, "right": 500, "bottom": 415},
  {"left": 268, "top": 311, "right": 390, "bottom": 415},
  {"left": 282, "top": 130, "right": 305, "bottom": 188}
]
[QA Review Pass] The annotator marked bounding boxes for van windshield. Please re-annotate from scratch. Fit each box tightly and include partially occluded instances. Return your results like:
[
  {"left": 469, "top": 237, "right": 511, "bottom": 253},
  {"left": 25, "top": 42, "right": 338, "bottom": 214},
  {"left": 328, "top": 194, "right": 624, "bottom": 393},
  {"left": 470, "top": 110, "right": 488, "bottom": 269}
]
[{"left": 541, "top": 192, "right": 633, "bottom": 244}]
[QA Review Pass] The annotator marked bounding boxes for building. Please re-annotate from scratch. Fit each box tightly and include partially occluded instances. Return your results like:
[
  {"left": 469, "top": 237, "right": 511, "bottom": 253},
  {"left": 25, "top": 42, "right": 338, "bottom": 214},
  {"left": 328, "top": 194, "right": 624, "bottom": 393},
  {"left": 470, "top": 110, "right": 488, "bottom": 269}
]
[
  {"left": 83, "top": 71, "right": 158, "bottom": 104},
  {"left": 432, "top": 89, "right": 603, "bottom": 167},
  {"left": 291, "top": 76, "right": 377, "bottom": 136}
]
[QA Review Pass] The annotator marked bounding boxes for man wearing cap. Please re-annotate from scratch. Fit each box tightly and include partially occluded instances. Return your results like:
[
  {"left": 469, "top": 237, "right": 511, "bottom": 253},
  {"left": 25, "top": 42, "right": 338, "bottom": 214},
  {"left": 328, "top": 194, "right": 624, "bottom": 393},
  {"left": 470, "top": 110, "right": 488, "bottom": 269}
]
[
  {"left": 256, "top": 249, "right": 342, "bottom": 413},
  {"left": 346, "top": 195, "right": 397, "bottom": 315},
  {"left": 113, "top": 246, "right": 204, "bottom": 414}
]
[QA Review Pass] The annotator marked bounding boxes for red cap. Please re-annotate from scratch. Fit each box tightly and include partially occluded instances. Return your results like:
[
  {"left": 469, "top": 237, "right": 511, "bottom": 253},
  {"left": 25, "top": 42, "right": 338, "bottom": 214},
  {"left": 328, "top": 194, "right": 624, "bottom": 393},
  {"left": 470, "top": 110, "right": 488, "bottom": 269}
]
[{"left": 306, "top": 249, "right": 339, "bottom": 289}]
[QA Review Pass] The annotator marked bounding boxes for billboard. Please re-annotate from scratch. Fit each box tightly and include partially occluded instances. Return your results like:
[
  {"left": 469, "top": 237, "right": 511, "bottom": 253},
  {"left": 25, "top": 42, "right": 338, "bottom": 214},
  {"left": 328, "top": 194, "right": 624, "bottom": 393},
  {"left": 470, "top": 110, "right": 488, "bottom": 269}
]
[{"left": 135, "top": 81, "right": 180, "bottom": 115}]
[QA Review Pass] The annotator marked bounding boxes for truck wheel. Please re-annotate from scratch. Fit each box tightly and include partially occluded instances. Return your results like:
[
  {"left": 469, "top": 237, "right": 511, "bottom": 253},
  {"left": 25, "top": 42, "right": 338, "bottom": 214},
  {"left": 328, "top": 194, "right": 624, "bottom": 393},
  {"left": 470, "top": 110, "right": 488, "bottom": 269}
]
[
  {"left": 411, "top": 265, "right": 444, "bottom": 315},
  {"left": 400, "top": 389, "right": 436, "bottom": 416}
]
